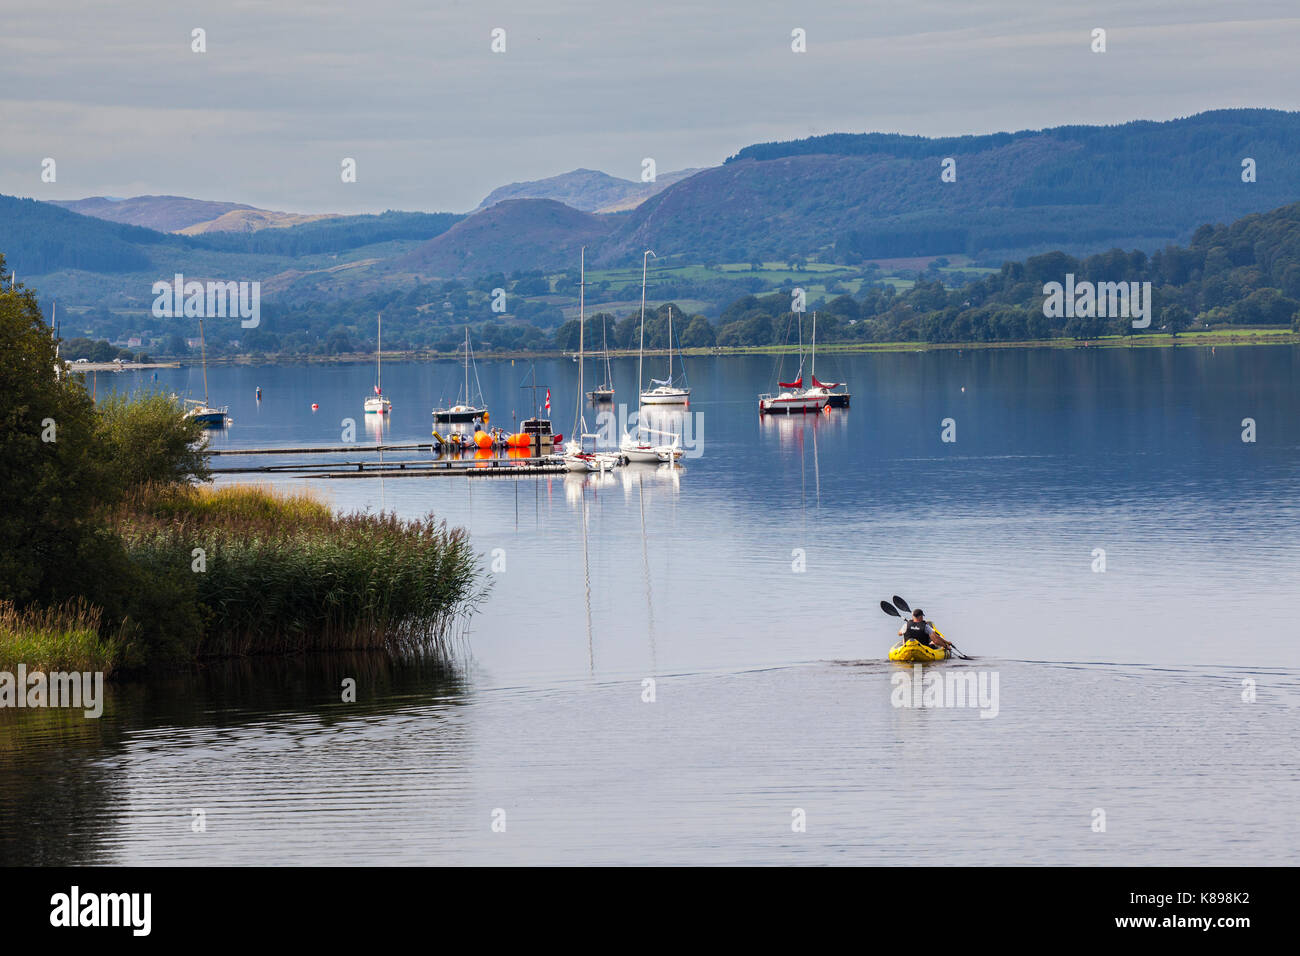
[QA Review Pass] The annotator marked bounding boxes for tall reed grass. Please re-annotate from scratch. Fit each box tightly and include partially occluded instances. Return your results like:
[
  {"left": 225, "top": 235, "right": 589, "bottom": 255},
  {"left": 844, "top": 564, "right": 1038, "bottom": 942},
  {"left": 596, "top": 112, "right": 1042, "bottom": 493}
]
[
  {"left": 113, "top": 483, "right": 483, "bottom": 659},
  {"left": 0, "top": 599, "right": 128, "bottom": 673}
]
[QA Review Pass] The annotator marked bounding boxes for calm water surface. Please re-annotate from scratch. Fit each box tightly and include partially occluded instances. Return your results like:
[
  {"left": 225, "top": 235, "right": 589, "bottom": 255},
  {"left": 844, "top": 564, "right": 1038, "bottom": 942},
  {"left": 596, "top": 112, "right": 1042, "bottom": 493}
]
[{"left": 4, "top": 346, "right": 1299, "bottom": 864}]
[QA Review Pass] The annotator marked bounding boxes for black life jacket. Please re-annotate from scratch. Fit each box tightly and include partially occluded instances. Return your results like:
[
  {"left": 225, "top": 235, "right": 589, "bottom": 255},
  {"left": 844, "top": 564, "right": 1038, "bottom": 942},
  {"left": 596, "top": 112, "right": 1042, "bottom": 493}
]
[{"left": 904, "top": 619, "right": 930, "bottom": 643}]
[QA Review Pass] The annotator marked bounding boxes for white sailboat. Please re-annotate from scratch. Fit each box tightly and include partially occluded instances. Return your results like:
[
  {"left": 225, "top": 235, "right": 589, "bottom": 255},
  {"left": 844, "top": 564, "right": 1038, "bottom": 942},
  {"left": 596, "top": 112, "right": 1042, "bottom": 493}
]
[
  {"left": 184, "top": 316, "right": 229, "bottom": 427},
  {"left": 565, "top": 248, "right": 619, "bottom": 472},
  {"left": 640, "top": 304, "right": 690, "bottom": 405},
  {"left": 363, "top": 313, "right": 392, "bottom": 415},
  {"left": 432, "top": 328, "right": 488, "bottom": 423},
  {"left": 622, "top": 250, "right": 685, "bottom": 463}
]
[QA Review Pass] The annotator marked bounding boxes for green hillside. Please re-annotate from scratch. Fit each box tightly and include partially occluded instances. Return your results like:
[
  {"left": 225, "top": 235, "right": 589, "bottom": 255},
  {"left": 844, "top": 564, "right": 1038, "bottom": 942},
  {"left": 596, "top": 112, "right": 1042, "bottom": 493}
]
[{"left": 604, "top": 109, "right": 1300, "bottom": 265}]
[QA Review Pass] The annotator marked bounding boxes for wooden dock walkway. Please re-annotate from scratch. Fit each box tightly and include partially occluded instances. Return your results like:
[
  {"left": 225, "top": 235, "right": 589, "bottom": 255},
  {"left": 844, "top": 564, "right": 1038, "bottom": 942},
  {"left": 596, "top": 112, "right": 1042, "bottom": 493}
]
[
  {"left": 209, "top": 443, "right": 436, "bottom": 456},
  {"left": 209, "top": 447, "right": 569, "bottom": 479}
]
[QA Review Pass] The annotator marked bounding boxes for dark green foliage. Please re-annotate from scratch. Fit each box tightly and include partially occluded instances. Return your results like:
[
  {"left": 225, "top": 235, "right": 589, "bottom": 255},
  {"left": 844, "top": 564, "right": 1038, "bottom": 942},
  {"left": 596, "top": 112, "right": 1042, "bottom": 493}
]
[
  {"left": 0, "top": 257, "right": 108, "bottom": 604},
  {"left": 0, "top": 196, "right": 165, "bottom": 273},
  {"left": 95, "top": 391, "right": 210, "bottom": 488},
  {"left": 688, "top": 199, "right": 1300, "bottom": 345}
]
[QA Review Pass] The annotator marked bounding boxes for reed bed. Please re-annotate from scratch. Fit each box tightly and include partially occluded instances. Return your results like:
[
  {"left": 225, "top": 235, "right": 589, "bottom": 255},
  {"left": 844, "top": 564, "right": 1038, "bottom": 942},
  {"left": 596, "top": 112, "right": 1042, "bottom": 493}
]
[
  {"left": 113, "top": 483, "right": 483, "bottom": 659},
  {"left": 0, "top": 599, "right": 127, "bottom": 674},
  {"left": 133, "top": 482, "right": 333, "bottom": 524}
]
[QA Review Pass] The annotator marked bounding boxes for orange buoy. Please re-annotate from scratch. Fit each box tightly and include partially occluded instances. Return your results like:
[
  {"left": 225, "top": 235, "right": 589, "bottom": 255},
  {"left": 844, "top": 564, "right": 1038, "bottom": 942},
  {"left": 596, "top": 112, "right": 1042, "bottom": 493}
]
[
  {"left": 475, "top": 430, "right": 494, "bottom": 449},
  {"left": 507, "top": 432, "right": 530, "bottom": 447}
]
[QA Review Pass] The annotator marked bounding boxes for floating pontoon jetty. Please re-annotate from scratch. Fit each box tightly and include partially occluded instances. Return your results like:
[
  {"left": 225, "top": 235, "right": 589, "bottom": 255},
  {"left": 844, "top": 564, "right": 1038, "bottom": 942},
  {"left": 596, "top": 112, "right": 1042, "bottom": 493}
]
[{"left": 209, "top": 444, "right": 572, "bottom": 478}]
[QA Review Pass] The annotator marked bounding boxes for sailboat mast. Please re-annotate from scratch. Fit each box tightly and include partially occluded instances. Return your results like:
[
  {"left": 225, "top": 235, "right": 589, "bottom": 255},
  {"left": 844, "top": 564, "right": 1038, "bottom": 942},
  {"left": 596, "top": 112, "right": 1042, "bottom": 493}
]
[
  {"left": 377, "top": 313, "right": 382, "bottom": 390},
  {"left": 463, "top": 327, "right": 469, "bottom": 404},
  {"left": 811, "top": 311, "right": 816, "bottom": 379},
  {"left": 638, "top": 251, "right": 651, "bottom": 400},
  {"left": 199, "top": 316, "right": 210, "bottom": 405},
  {"left": 576, "top": 247, "right": 585, "bottom": 430},
  {"left": 601, "top": 315, "right": 610, "bottom": 386},
  {"left": 797, "top": 310, "right": 803, "bottom": 378},
  {"left": 668, "top": 307, "right": 673, "bottom": 382}
]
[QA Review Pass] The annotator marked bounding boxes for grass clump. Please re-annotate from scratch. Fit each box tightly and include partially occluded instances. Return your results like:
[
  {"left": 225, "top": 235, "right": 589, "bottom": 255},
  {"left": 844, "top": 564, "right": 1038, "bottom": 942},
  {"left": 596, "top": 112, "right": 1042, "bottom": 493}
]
[
  {"left": 113, "top": 484, "right": 483, "bottom": 659},
  {"left": 0, "top": 599, "right": 129, "bottom": 674}
]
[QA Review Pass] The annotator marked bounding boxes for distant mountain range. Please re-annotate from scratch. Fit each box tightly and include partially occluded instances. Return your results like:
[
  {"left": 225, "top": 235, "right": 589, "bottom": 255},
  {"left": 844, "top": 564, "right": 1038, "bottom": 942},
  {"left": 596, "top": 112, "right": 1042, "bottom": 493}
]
[
  {"left": 45, "top": 166, "right": 700, "bottom": 238},
  {"left": 6, "top": 108, "right": 1300, "bottom": 316},
  {"left": 47, "top": 195, "right": 336, "bottom": 235}
]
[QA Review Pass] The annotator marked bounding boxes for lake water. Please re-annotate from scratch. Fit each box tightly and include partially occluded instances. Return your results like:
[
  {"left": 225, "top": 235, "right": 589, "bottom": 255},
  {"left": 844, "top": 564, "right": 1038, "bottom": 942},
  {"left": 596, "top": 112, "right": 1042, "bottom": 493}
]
[{"left": 4, "top": 345, "right": 1299, "bottom": 865}]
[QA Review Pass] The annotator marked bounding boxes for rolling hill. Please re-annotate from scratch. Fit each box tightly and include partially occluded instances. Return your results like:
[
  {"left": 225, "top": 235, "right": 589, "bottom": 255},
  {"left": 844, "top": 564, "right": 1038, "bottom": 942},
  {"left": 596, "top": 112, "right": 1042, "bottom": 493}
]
[
  {"left": 476, "top": 167, "right": 702, "bottom": 213},
  {"left": 177, "top": 209, "right": 339, "bottom": 234},
  {"left": 599, "top": 109, "right": 1300, "bottom": 266},
  {"left": 49, "top": 195, "right": 339, "bottom": 234},
  {"left": 394, "top": 199, "right": 617, "bottom": 277}
]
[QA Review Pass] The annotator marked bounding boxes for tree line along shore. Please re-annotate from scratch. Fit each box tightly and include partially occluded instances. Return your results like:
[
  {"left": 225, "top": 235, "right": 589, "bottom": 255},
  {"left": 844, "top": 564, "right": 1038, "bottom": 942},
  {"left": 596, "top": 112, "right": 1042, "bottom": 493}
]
[
  {"left": 63, "top": 325, "right": 1300, "bottom": 374},
  {"left": 55, "top": 196, "right": 1300, "bottom": 365}
]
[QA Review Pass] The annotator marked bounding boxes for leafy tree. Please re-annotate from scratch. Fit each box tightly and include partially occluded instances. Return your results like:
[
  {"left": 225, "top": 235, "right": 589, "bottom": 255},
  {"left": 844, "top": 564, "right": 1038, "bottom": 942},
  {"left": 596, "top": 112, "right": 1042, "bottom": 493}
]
[
  {"left": 512, "top": 276, "right": 550, "bottom": 296},
  {"left": 2, "top": 256, "right": 210, "bottom": 628},
  {"left": 96, "top": 392, "right": 209, "bottom": 488},
  {"left": 679, "top": 315, "right": 716, "bottom": 348},
  {"left": 0, "top": 259, "right": 109, "bottom": 604},
  {"left": 554, "top": 319, "right": 580, "bottom": 352},
  {"left": 1161, "top": 304, "right": 1192, "bottom": 337}
]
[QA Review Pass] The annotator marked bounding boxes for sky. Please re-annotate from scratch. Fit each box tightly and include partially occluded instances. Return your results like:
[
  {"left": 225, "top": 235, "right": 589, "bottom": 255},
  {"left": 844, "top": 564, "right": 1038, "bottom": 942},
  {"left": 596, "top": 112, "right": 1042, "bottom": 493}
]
[{"left": 2, "top": 1, "right": 1299, "bottom": 214}]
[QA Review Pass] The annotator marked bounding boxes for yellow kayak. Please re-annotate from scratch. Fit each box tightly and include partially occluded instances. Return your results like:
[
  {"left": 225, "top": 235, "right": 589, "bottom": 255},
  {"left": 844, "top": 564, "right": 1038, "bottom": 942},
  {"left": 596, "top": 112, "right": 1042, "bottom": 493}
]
[{"left": 889, "top": 638, "right": 951, "bottom": 662}]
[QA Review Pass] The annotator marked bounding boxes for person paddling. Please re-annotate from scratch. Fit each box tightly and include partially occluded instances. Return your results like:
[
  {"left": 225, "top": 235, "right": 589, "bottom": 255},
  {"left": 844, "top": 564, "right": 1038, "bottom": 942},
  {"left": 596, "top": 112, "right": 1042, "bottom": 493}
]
[{"left": 897, "top": 608, "right": 953, "bottom": 651}]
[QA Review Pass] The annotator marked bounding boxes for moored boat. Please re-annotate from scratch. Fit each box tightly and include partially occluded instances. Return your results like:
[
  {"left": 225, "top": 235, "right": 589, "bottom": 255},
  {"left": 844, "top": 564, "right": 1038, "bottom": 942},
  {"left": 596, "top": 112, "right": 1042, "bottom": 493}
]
[
  {"left": 363, "top": 312, "right": 392, "bottom": 415},
  {"left": 639, "top": 305, "right": 690, "bottom": 405},
  {"left": 433, "top": 328, "right": 488, "bottom": 423},
  {"left": 587, "top": 312, "right": 615, "bottom": 403},
  {"left": 185, "top": 403, "right": 228, "bottom": 427},
  {"left": 564, "top": 247, "right": 622, "bottom": 472},
  {"left": 183, "top": 316, "right": 228, "bottom": 428},
  {"left": 759, "top": 385, "right": 828, "bottom": 415},
  {"left": 758, "top": 311, "right": 825, "bottom": 415}
]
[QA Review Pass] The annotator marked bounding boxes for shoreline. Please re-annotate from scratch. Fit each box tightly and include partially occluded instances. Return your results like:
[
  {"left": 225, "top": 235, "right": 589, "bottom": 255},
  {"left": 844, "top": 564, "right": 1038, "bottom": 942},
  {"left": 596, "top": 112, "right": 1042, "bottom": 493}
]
[{"left": 113, "top": 328, "right": 1300, "bottom": 367}]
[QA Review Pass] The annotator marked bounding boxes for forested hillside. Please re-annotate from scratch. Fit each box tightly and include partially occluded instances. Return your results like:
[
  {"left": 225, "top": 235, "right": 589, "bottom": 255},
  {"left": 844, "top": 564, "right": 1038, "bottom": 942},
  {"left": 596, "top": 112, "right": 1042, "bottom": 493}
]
[{"left": 605, "top": 109, "right": 1300, "bottom": 266}]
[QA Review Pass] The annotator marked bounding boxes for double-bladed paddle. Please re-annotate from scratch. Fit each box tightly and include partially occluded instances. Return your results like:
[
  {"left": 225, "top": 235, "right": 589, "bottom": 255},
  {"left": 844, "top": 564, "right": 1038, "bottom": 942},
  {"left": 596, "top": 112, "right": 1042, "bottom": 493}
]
[{"left": 883, "top": 595, "right": 971, "bottom": 659}]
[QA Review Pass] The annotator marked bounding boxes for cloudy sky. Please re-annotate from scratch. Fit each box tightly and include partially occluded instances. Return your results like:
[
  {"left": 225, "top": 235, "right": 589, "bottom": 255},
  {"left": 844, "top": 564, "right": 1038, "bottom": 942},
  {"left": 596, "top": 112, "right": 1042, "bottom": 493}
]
[{"left": 3, "top": 1, "right": 1298, "bottom": 214}]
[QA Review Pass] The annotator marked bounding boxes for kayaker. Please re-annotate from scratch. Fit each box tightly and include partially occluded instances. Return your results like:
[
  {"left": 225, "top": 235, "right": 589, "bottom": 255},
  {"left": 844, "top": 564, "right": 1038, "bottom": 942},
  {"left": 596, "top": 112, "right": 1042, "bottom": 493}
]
[{"left": 897, "top": 609, "right": 953, "bottom": 651}]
